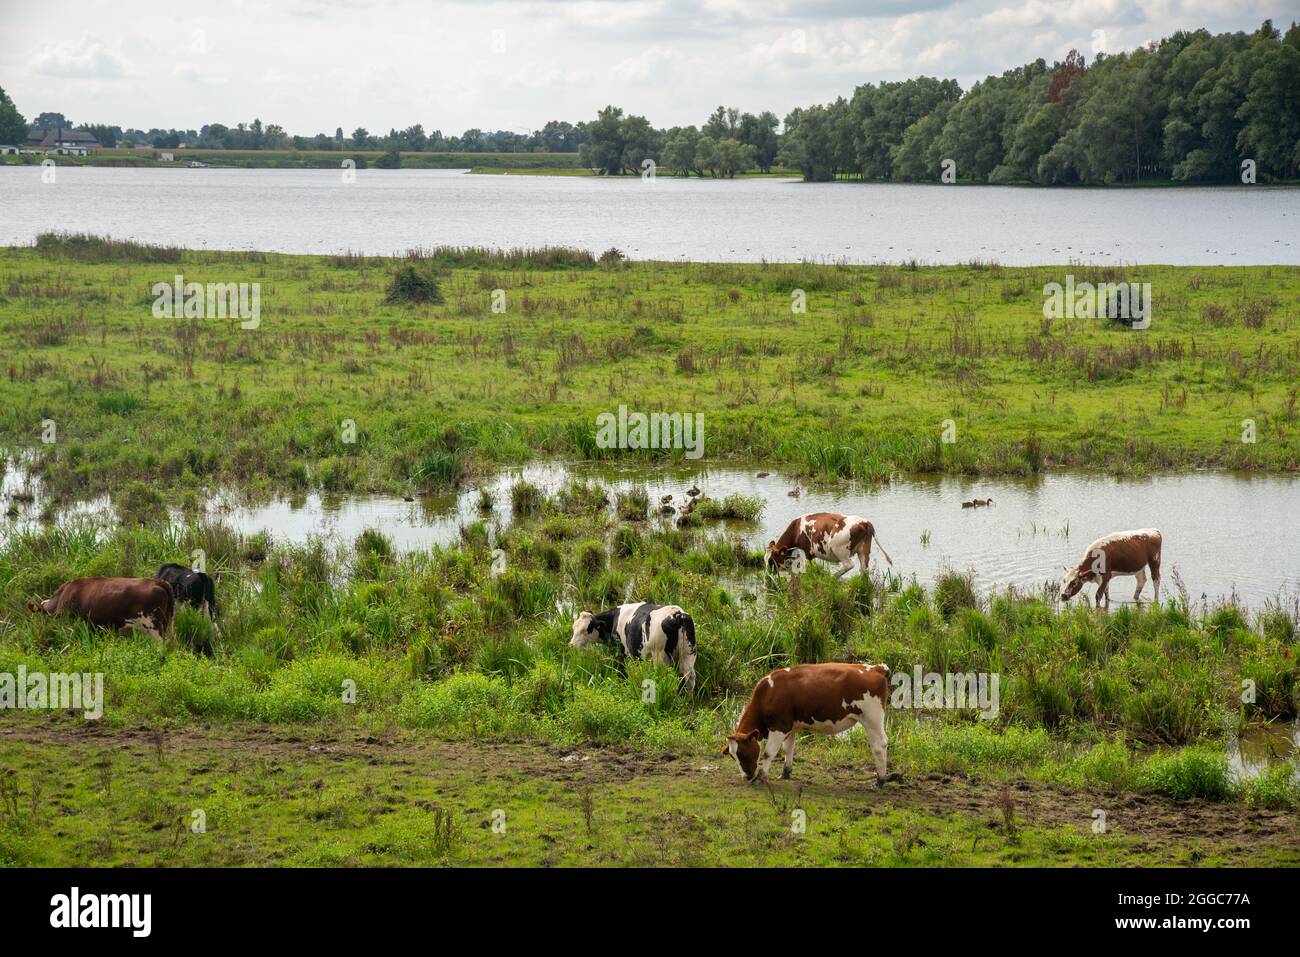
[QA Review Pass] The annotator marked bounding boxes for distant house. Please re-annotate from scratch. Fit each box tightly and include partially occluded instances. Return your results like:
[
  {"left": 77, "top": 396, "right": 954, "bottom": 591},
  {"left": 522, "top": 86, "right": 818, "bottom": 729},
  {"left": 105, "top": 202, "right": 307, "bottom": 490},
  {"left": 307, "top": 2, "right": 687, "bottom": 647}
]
[
  {"left": 158, "top": 152, "right": 175, "bottom": 162},
  {"left": 0, "top": 146, "right": 19, "bottom": 155},
  {"left": 25, "top": 127, "right": 100, "bottom": 155}
]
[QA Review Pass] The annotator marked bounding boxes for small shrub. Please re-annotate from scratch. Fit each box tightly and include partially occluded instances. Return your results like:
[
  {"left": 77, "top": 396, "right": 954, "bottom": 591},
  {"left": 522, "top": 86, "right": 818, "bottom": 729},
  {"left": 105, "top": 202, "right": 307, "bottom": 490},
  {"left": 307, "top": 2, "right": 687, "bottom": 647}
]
[
  {"left": 384, "top": 264, "right": 444, "bottom": 305},
  {"left": 1141, "top": 747, "right": 1233, "bottom": 802},
  {"left": 510, "top": 480, "right": 543, "bottom": 517}
]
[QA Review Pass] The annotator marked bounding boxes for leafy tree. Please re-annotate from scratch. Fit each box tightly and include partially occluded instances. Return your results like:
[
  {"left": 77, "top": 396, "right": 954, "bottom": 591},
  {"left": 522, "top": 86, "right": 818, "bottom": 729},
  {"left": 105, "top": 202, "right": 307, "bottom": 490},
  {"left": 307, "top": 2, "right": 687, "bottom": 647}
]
[
  {"left": 891, "top": 101, "right": 955, "bottom": 181},
  {"left": 76, "top": 123, "right": 121, "bottom": 148},
  {"left": 703, "top": 106, "right": 740, "bottom": 140},
  {"left": 778, "top": 105, "right": 837, "bottom": 181},
  {"left": 738, "top": 110, "right": 780, "bottom": 172},
  {"left": 32, "top": 111, "right": 70, "bottom": 131},
  {"left": 618, "top": 113, "right": 660, "bottom": 174},
  {"left": 1237, "top": 33, "right": 1300, "bottom": 179},
  {"left": 695, "top": 134, "right": 720, "bottom": 176},
  {"left": 579, "top": 105, "right": 625, "bottom": 174},
  {"left": 715, "top": 138, "right": 757, "bottom": 177},
  {"left": 661, "top": 126, "right": 700, "bottom": 176},
  {"left": 851, "top": 77, "right": 962, "bottom": 180},
  {"left": 0, "top": 87, "right": 29, "bottom": 145},
  {"left": 539, "top": 120, "right": 582, "bottom": 152}
]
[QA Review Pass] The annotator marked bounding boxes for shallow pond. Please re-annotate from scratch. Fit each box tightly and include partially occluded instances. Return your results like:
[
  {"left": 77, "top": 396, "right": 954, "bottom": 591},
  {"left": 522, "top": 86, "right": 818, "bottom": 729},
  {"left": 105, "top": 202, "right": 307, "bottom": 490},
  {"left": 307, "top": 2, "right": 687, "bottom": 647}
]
[
  {"left": 4, "top": 458, "right": 1299, "bottom": 611},
  {"left": 1229, "top": 722, "right": 1300, "bottom": 783}
]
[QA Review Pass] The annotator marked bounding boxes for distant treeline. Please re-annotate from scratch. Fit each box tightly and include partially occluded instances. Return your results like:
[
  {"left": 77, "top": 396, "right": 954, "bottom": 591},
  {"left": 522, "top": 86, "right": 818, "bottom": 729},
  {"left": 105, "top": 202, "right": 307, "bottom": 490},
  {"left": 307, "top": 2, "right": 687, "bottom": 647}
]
[{"left": 4, "top": 20, "right": 1297, "bottom": 184}]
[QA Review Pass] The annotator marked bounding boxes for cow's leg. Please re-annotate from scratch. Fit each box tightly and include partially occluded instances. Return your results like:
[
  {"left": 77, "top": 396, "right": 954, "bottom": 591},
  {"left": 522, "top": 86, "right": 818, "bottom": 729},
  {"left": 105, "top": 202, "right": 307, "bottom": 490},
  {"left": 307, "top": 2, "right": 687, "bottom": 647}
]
[
  {"left": 1133, "top": 567, "right": 1147, "bottom": 601},
  {"left": 759, "top": 731, "right": 785, "bottom": 782},
  {"left": 1149, "top": 557, "right": 1161, "bottom": 602},
  {"left": 860, "top": 701, "right": 891, "bottom": 787},
  {"left": 781, "top": 734, "right": 797, "bottom": 779},
  {"left": 833, "top": 556, "right": 855, "bottom": 579},
  {"left": 1096, "top": 572, "right": 1113, "bottom": 607}
]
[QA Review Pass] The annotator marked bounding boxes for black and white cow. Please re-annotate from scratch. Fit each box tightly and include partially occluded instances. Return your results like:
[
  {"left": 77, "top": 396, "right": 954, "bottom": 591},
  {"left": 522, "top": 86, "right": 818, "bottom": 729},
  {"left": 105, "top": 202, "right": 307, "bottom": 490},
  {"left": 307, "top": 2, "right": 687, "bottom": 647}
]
[
  {"left": 156, "top": 563, "right": 218, "bottom": 618},
  {"left": 570, "top": 603, "right": 697, "bottom": 691}
]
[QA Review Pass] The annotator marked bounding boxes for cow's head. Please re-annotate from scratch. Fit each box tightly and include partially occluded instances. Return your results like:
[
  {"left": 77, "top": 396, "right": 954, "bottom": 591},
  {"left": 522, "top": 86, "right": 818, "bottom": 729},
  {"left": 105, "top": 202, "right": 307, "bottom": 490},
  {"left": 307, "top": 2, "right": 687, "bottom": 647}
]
[
  {"left": 569, "top": 611, "right": 598, "bottom": 648},
  {"left": 1060, "top": 566, "right": 1089, "bottom": 600},
  {"left": 763, "top": 541, "right": 789, "bottom": 571},
  {"left": 26, "top": 599, "right": 45, "bottom": 614},
  {"left": 722, "top": 729, "right": 762, "bottom": 782}
]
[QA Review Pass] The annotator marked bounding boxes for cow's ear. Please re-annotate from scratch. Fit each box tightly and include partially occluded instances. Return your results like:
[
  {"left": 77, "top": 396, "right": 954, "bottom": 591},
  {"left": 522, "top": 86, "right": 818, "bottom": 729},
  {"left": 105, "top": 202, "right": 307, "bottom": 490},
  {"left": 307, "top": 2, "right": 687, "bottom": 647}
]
[
  {"left": 746, "top": 729, "right": 761, "bottom": 741},
  {"left": 720, "top": 741, "right": 731, "bottom": 755}
]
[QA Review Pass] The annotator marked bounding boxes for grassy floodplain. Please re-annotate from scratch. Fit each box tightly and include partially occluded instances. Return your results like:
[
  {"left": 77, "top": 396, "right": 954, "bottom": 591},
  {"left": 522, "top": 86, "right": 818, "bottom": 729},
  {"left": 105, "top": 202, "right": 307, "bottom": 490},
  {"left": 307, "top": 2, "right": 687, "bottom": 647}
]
[
  {"left": 1, "top": 234, "right": 1298, "bottom": 866},
  {"left": 0, "top": 502, "right": 1297, "bottom": 866},
  {"left": 0, "top": 234, "right": 1297, "bottom": 504}
]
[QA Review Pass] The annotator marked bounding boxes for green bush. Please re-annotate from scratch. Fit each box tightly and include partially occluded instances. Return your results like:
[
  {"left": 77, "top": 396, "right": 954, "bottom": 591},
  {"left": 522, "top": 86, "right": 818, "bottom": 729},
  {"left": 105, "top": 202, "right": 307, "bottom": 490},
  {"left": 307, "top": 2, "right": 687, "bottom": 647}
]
[
  {"left": 384, "top": 263, "right": 444, "bottom": 305},
  {"left": 1141, "top": 747, "right": 1234, "bottom": 801}
]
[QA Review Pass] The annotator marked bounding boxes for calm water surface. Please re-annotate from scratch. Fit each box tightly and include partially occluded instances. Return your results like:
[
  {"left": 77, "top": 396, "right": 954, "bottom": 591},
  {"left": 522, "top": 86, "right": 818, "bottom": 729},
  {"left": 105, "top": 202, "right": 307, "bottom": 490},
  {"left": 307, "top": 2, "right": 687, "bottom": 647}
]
[{"left": 1, "top": 167, "right": 1297, "bottom": 265}]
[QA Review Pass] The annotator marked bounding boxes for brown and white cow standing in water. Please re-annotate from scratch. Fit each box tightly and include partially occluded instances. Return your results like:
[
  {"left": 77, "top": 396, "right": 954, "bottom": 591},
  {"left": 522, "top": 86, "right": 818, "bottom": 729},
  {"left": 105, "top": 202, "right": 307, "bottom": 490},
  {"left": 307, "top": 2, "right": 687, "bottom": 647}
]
[
  {"left": 764, "top": 512, "right": 893, "bottom": 578},
  {"left": 1061, "top": 529, "right": 1162, "bottom": 606},
  {"left": 28, "top": 577, "right": 175, "bottom": 637},
  {"left": 723, "top": 662, "right": 894, "bottom": 787}
]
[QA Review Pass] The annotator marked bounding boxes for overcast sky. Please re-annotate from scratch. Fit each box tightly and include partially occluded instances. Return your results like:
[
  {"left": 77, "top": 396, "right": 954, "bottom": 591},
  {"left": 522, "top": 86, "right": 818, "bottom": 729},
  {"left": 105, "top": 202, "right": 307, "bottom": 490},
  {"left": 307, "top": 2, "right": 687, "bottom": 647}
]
[{"left": 0, "top": 0, "right": 1288, "bottom": 134}]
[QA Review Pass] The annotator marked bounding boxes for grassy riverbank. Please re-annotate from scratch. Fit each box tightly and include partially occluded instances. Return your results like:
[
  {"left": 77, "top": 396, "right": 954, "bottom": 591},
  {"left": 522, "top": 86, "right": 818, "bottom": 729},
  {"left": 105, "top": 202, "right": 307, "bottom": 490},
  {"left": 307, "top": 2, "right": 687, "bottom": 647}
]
[
  {"left": 1, "top": 236, "right": 1298, "bottom": 505},
  {"left": 1, "top": 489, "right": 1297, "bottom": 865}
]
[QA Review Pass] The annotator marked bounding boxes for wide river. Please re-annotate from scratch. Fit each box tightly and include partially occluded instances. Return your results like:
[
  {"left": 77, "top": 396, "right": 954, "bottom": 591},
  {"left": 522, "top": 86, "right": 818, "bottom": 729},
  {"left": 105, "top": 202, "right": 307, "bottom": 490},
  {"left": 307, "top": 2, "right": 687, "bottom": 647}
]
[{"left": 1, "top": 166, "right": 1297, "bottom": 265}]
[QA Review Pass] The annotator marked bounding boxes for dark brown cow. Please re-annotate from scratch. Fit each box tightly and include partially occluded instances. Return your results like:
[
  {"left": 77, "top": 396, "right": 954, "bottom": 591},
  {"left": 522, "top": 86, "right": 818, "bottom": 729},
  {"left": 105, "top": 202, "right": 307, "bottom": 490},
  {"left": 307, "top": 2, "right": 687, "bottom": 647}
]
[
  {"left": 763, "top": 512, "right": 893, "bottom": 578},
  {"left": 723, "top": 662, "right": 894, "bottom": 786},
  {"left": 28, "top": 577, "right": 174, "bottom": 636},
  {"left": 1061, "top": 528, "right": 1162, "bottom": 606}
]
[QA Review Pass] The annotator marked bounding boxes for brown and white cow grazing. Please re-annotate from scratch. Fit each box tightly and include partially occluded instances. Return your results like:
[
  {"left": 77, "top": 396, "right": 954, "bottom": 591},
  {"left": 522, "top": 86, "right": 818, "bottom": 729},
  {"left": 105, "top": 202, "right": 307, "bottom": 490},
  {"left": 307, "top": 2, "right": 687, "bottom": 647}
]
[
  {"left": 28, "top": 577, "right": 174, "bottom": 636},
  {"left": 764, "top": 512, "right": 892, "bottom": 578},
  {"left": 723, "top": 662, "right": 894, "bottom": 786},
  {"left": 1062, "top": 528, "right": 1162, "bottom": 606}
]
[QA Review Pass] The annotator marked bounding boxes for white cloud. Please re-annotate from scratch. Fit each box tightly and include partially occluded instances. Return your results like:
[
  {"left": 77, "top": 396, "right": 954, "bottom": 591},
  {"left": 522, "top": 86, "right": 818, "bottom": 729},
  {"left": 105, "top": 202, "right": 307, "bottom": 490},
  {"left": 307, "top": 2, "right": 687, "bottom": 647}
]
[
  {"left": 30, "top": 35, "right": 125, "bottom": 80},
  {"left": 0, "top": 0, "right": 1282, "bottom": 132},
  {"left": 611, "top": 44, "right": 678, "bottom": 84}
]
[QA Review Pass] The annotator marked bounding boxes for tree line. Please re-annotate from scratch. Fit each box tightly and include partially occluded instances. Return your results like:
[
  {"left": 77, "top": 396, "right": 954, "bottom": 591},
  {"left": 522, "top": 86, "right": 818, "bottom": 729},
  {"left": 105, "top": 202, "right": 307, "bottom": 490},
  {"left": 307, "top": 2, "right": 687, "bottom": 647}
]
[
  {"left": 594, "top": 20, "right": 1297, "bottom": 183},
  {"left": 777, "top": 20, "right": 1299, "bottom": 184},
  {"left": 3, "top": 20, "right": 1296, "bottom": 182}
]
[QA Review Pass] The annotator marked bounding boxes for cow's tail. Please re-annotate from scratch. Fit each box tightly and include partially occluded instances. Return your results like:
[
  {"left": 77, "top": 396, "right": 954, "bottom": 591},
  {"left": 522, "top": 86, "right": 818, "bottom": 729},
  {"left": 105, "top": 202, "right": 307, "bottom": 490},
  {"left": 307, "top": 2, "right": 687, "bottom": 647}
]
[{"left": 871, "top": 530, "right": 894, "bottom": 567}]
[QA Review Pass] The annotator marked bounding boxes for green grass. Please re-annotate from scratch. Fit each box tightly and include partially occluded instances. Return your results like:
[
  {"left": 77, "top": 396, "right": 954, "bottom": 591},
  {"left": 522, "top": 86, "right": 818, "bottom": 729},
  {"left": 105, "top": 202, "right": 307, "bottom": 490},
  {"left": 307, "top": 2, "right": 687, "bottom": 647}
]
[
  {"left": 2, "top": 713, "right": 1294, "bottom": 867},
  {"left": 3, "top": 520, "right": 1296, "bottom": 868},
  {"left": 2, "top": 235, "right": 1299, "bottom": 866},
  {"left": 2, "top": 236, "right": 1297, "bottom": 504},
  {"left": 1, "top": 490, "right": 1296, "bottom": 796}
]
